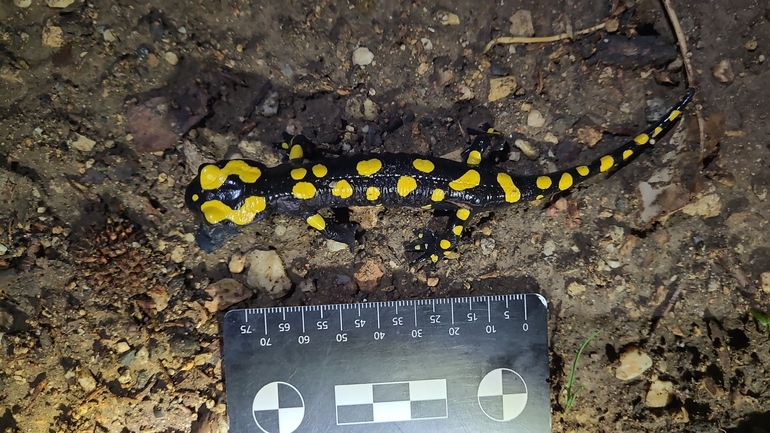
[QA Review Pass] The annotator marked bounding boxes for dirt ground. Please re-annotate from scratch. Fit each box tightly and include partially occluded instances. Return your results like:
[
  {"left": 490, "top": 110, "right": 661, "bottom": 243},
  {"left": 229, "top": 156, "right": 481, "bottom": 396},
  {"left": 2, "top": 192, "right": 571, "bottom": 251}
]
[{"left": 1, "top": 0, "right": 769, "bottom": 431}]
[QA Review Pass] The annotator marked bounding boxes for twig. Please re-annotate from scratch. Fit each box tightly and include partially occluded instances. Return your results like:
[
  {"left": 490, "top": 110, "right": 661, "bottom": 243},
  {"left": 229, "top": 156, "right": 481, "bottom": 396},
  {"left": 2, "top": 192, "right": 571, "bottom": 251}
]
[
  {"left": 660, "top": 0, "right": 707, "bottom": 158},
  {"left": 483, "top": 22, "right": 606, "bottom": 53}
]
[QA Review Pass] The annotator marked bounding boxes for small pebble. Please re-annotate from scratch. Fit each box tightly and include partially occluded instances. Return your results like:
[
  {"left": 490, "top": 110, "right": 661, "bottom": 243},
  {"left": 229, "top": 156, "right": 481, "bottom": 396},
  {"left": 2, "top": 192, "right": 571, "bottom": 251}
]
[
  {"left": 513, "top": 139, "right": 539, "bottom": 159},
  {"left": 745, "top": 40, "right": 758, "bottom": 51},
  {"left": 70, "top": 133, "right": 96, "bottom": 152},
  {"left": 616, "top": 345, "right": 652, "bottom": 380},
  {"left": 164, "top": 52, "right": 179, "bottom": 65},
  {"left": 77, "top": 369, "right": 97, "bottom": 393},
  {"left": 0, "top": 244, "right": 7, "bottom": 254},
  {"left": 759, "top": 272, "right": 770, "bottom": 295},
  {"left": 427, "top": 277, "right": 439, "bottom": 287},
  {"left": 46, "top": 0, "right": 75, "bottom": 7},
  {"left": 352, "top": 47, "right": 374, "bottom": 66},
  {"left": 509, "top": 10, "right": 535, "bottom": 37},
  {"left": 542, "top": 240, "right": 555, "bottom": 256},
  {"left": 115, "top": 341, "right": 131, "bottom": 354},
  {"left": 527, "top": 110, "right": 545, "bottom": 127},
  {"left": 440, "top": 12, "right": 460, "bottom": 26},
  {"left": 327, "top": 239, "right": 348, "bottom": 252},
  {"left": 420, "top": 38, "right": 433, "bottom": 51},
  {"left": 488, "top": 76, "right": 518, "bottom": 101},
  {"left": 363, "top": 99, "right": 378, "bottom": 121},
  {"left": 42, "top": 25, "right": 64, "bottom": 48},
  {"left": 566, "top": 281, "right": 586, "bottom": 296},
  {"left": 103, "top": 29, "right": 116, "bottom": 42},
  {"left": 246, "top": 250, "right": 292, "bottom": 299},
  {"left": 646, "top": 378, "right": 674, "bottom": 407},
  {"left": 480, "top": 238, "right": 496, "bottom": 255},
  {"left": 14, "top": 0, "right": 31, "bottom": 7},
  {"left": 299, "top": 279, "right": 316, "bottom": 293},
  {"left": 543, "top": 132, "right": 559, "bottom": 144},
  {"left": 353, "top": 259, "right": 385, "bottom": 292},
  {"left": 204, "top": 278, "right": 253, "bottom": 312},
  {"left": 229, "top": 253, "right": 246, "bottom": 274},
  {"left": 713, "top": 59, "right": 734, "bottom": 84}
]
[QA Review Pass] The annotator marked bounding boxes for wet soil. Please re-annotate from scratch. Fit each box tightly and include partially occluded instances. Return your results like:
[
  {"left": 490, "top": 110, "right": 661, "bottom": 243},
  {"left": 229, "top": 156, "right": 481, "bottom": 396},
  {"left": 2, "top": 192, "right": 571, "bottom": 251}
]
[{"left": 1, "top": 0, "right": 769, "bottom": 431}]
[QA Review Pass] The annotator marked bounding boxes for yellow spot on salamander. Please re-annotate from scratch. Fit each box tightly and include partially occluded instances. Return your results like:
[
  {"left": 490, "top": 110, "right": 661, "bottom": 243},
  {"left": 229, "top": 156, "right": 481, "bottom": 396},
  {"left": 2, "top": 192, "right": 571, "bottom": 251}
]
[
  {"left": 357, "top": 159, "right": 383, "bottom": 176},
  {"left": 668, "top": 109, "right": 682, "bottom": 121},
  {"left": 467, "top": 150, "right": 482, "bottom": 165},
  {"left": 191, "top": 194, "right": 199, "bottom": 202},
  {"left": 332, "top": 180, "right": 354, "bottom": 199},
  {"left": 536, "top": 194, "right": 544, "bottom": 200},
  {"left": 440, "top": 239, "right": 451, "bottom": 249},
  {"left": 289, "top": 145, "right": 304, "bottom": 160},
  {"left": 290, "top": 168, "right": 307, "bottom": 180},
  {"left": 397, "top": 176, "right": 418, "bottom": 197},
  {"left": 431, "top": 189, "right": 445, "bottom": 201},
  {"left": 623, "top": 149, "right": 633, "bottom": 160},
  {"left": 634, "top": 133, "right": 650, "bottom": 145},
  {"left": 496, "top": 173, "right": 521, "bottom": 203},
  {"left": 536, "top": 176, "right": 552, "bottom": 190},
  {"left": 430, "top": 254, "right": 439, "bottom": 263},
  {"left": 366, "top": 186, "right": 380, "bottom": 200},
  {"left": 456, "top": 208, "right": 471, "bottom": 221},
  {"left": 599, "top": 155, "right": 614, "bottom": 172},
  {"left": 653, "top": 126, "right": 663, "bottom": 137},
  {"left": 413, "top": 159, "right": 435, "bottom": 173},
  {"left": 576, "top": 165, "right": 590, "bottom": 176},
  {"left": 558, "top": 172, "right": 573, "bottom": 191},
  {"left": 421, "top": 204, "right": 432, "bottom": 209},
  {"left": 200, "top": 196, "right": 266, "bottom": 225},
  {"left": 200, "top": 160, "right": 262, "bottom": 190},
  {"left": 306, "top": 214, "right": 326, "bottom": 231},
  {"left": 449, "top": 170, "right": 481, "bottom": 191},
  {"left": 292, "top": 182, "right": 317, "bottom": 199},
  {"left": 452, "top": 225, "right": 463, "bottom": 236},
  {"left": 312, "top": 164, "right": 328, "bottom": 178},
  {"left": 280, "top": 142, "right": 289, "bottom": 150}
]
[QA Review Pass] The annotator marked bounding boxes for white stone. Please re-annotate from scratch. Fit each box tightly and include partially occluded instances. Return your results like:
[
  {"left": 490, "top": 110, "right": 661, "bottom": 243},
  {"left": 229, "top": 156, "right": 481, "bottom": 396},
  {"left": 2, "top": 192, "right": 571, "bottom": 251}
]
[
  {"left": 527, "top": 110, "right": 545, "bottom": 127},
  {"left": 70, "top": 133, "right": 96, "bottom": 152},
  {"left": 246, "top": 250, "right": 292, "bottom": 298},
  {"left": 616, "top": 346, "right": 653, "bottom": 380},
  {"left": 646, "top": 378, "right": 674, "bottom": 407},
  {"left": 46, "top": 0, "right": 74, "bottom": 7},
  {"left": 352, "top": 47, "right": 374, "bottom": 66}
]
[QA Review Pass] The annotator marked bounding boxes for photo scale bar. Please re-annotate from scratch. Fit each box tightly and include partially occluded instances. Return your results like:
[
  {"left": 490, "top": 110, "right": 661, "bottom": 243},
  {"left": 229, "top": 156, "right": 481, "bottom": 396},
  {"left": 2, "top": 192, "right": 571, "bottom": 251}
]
[{"left": 335, "top": 379, "right": 448, "bottom": 425}]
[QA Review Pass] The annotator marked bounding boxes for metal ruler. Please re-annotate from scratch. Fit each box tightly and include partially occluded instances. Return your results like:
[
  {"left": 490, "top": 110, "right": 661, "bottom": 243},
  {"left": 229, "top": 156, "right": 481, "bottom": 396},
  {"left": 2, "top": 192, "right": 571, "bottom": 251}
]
[{"left": 222, "top": 294, "right": 550, "bottom": 433}]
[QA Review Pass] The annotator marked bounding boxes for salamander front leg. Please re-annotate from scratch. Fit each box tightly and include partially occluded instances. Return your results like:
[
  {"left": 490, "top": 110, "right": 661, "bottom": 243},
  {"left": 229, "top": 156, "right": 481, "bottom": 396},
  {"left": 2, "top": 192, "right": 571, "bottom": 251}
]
[
  {"left": 462, "top": 124, "right": 504, "bottom": 166},
  {"left": 276, "top": 133, "right": 316, "bottom": 166},
  {"left": 304, "top": 212, "right": 359, "bottom": 252},
  {"left": 405, "top": 207, "right": 473, "bottom": 267}
]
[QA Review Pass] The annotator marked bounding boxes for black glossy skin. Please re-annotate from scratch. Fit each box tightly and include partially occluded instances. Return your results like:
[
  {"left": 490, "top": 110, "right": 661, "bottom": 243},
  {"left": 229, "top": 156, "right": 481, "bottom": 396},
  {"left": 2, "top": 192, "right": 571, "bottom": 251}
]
[{"left": 185, "top": 89, "right": 695, "bottom": 265}]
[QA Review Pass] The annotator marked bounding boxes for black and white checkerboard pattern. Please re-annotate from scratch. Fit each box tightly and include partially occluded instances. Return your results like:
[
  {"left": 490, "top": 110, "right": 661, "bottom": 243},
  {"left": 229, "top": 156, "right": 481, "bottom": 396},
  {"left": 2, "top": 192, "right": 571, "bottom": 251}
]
[
  {"left": 477, "top": 368, "right": 528, "bottom": 422},
  {"left": 335, "top": 379, "right": 447, "bottom": 425},
  {"left": 251, "top": 381, "right": 305, "bottom": 433}
]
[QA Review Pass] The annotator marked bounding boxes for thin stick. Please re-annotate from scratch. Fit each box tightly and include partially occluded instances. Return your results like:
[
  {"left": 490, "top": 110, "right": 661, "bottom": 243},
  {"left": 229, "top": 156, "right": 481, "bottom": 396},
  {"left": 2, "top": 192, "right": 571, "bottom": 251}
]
[
  {"left": 660, "top": 0, "right": 706, "bottom": 158},
  {"left": 483, "top": 22, "right": 607, "bottom": 53}
]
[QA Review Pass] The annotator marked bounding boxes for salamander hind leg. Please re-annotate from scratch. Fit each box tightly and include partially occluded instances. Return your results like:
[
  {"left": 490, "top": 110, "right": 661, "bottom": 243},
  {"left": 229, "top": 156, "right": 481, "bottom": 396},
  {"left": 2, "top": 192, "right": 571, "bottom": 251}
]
[
  {"left": 405, "top": 208, "right": 472, "bottom": 267},
  {"left": 304, "top": 212, "right": 359, "bottom": 252}
]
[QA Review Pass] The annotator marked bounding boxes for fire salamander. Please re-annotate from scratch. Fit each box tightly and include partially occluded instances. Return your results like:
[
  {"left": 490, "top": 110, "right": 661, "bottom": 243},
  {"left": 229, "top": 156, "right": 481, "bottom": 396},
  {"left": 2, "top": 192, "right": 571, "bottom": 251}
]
[{"left": 185, "top": 89, "right": 694, "bottom": 265}]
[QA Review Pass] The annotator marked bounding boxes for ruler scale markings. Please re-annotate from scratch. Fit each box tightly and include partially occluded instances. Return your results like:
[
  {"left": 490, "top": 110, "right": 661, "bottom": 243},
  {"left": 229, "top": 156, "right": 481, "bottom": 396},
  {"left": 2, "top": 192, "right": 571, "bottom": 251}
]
[
  {"left": 414, "top": 305, "right": 418, "bottom": 327},
  {"left": 264, "top": 312, "right": 267, "bottom": 335},
  {"left": 302, "top": 310, "right": 305, "bottom": 333},
  {"left": 377, "top": 304, "right": 380, "bottom": 329},
  {"left": 451, "top": 300, "right": 454, "bottom": 325},
  {"left": 487, "top": 297, "right": 491, "bottom": 322},
  {"left": 524, "top": 295, "right": 528, "bottom": 320},
  {"left": 340, "top": 308, "right": 343, "bottom": 331}
]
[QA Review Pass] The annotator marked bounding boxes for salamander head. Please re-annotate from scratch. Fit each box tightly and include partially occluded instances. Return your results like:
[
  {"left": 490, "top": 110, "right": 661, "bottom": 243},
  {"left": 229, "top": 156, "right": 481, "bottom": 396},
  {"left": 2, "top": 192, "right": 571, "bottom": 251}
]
[{"left": 185, "top": 159, "right": 270, "bottom": 226}]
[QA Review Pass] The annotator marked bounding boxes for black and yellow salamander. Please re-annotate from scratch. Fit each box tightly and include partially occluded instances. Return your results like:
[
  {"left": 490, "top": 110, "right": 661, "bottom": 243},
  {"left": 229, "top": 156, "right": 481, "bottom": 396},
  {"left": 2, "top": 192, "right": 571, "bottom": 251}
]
[{"left": 185, "top": 89, "right": 694, "bottom": 265}]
